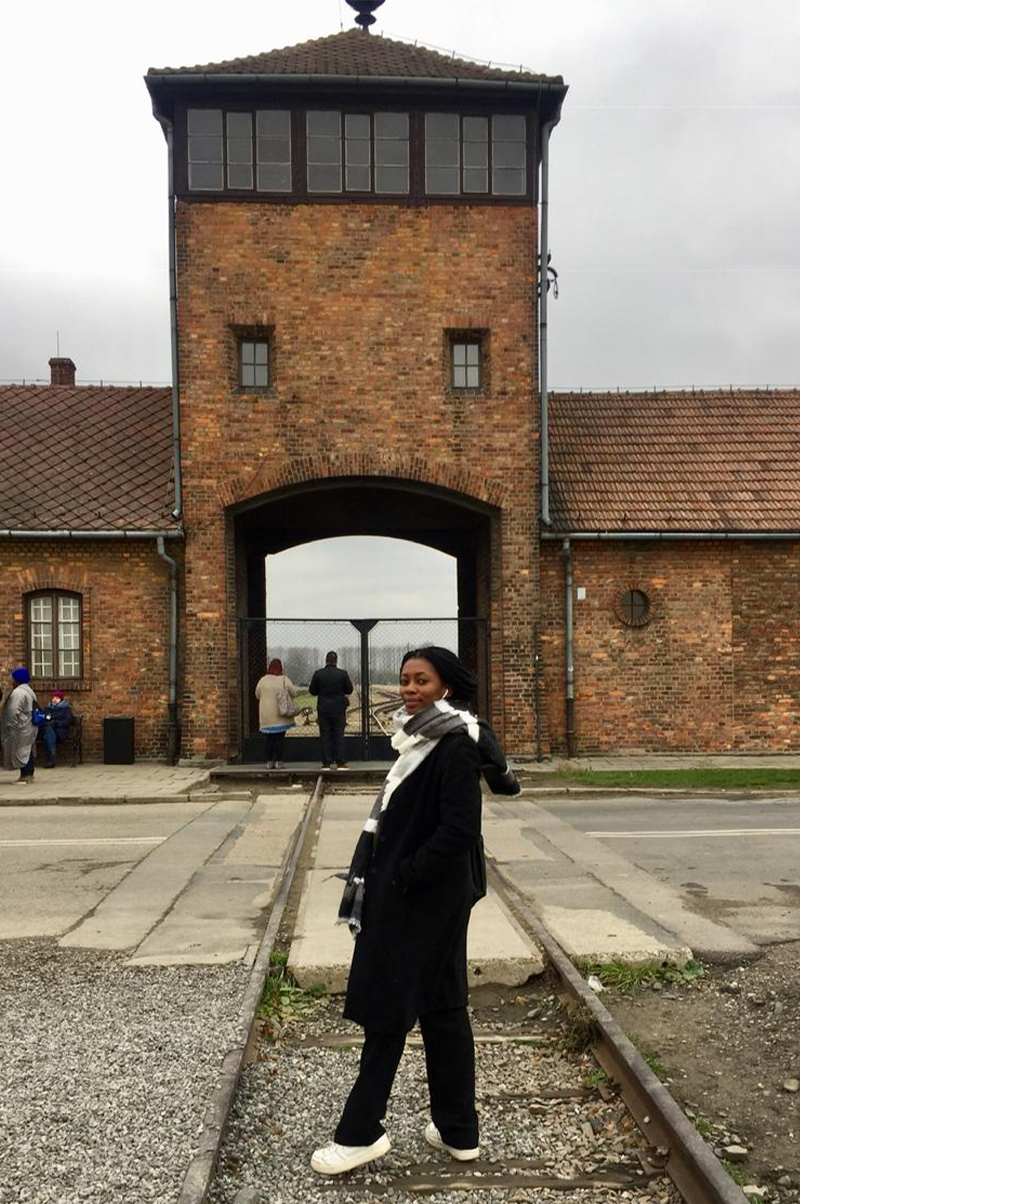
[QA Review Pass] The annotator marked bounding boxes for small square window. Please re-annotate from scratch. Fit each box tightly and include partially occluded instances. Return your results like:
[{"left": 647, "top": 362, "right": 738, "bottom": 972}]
[
  {"left": 447, "top": 331, "right": 487, "bottom": 394},
  {"left": 239, "top": 338, "right": 270, "bottom": 389}
]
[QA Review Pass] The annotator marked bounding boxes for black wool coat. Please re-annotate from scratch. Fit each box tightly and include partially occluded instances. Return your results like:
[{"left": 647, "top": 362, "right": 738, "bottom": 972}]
[
  {"left": 343, "top": 729, "right": 483, "bottom": 1034},
  {"left": 308, "top": 665, "right": 354, "bottom": 718}
]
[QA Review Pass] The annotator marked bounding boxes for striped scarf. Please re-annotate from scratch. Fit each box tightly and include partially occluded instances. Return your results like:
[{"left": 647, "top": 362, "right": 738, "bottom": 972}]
[{"left": 337, "top": 699, "right": 479, "bottom": 935}]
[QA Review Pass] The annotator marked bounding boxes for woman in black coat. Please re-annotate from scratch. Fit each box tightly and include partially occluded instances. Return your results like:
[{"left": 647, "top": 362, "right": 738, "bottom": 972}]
[{"left": 311, "top": 646, "right": 519, "bottom": 1178}]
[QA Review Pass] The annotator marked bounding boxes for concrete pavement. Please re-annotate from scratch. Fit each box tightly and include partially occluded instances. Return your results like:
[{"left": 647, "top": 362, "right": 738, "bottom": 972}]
[
  {"left": 2, "top": 796, "right": 305, "bottom": 966},
  {"left": 0, "top": 762, "right": 213, "bottom": 804},
  {"left": 2, "top": 764, "right": 798, "bottom": 987},
  {"left": 287, "top": 794, "right": 544, "bottom": 991}
]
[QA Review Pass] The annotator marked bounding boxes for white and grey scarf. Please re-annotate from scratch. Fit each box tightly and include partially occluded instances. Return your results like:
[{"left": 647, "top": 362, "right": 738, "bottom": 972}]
[{"left": 336, "top": 699, "right": 518, "bottom": 935}]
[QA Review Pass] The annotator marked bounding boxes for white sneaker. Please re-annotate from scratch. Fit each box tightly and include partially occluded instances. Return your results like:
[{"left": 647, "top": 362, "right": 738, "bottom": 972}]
[
  {"left": 424, "top": 1121, "right": 480, "bottom": 1161},
  {"left": 310, "top": 1133, "right": 391, "bottom": 1175}
]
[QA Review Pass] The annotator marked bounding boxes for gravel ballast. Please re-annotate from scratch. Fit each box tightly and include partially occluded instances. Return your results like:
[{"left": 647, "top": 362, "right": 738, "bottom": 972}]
[
  {"left": 0, "top": 938, "right": 249, "bottom": 1204},
  {"left": 210, "top": 1006, "right": 683, "bottom": 1203}
]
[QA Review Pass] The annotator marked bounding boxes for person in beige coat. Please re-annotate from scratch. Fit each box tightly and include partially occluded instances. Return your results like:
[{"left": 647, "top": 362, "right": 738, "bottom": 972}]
[{"left": 254, "top": 658, "right": 298, "bottom": 769}]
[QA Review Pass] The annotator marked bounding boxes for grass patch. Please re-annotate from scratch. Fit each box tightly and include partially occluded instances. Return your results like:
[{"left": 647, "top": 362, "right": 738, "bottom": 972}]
[
  {"left": 581, "top": 1066, "right": 609, "bottom": 1089},
  {"left": 721, "top": 1159, "right": 751, "bottom": 1188},
  {"left": 576, "top": 956, "right": 706, "bottom": 994},
  {"left": 555, "top": 1005, "right": 599, "bottom": 1054},
  {"left": 540, "top": 767, "right": 798, "bottom": 790},
  {"left": 626, "top": 1032, "right": 668, "bottom": 1081},
  {"left": 258, "top": 954, "right": 327, "bottom": 1026},
  {"left": 693, "top": 1116, "right": 713, "bottom": 1137}
]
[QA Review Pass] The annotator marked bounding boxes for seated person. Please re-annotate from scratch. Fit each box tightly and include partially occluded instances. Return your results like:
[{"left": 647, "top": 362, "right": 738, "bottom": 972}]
[{"left": 39, "top": 691, "right": 74, "bottom": 768}]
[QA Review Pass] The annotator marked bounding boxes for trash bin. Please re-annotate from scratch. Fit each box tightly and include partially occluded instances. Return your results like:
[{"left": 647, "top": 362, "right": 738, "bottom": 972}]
[{"left": 103, "top": 717, "right": 135, "bottom": 765}]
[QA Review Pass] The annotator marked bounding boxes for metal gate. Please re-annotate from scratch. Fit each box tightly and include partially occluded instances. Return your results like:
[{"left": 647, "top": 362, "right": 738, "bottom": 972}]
[{"left": 237, "top": 617, "right": 489, "bottom": 762}]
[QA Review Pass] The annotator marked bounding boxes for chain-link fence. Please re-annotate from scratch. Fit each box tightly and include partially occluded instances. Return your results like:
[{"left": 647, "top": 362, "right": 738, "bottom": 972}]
[{"left": 238, "top": 616, "right": 488, "bottom": 761}]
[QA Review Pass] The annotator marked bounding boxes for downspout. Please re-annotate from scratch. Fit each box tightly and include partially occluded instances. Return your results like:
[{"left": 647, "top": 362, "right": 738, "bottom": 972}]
[
  {"left": 539, "top": 113, "right": 560, "bottom": 527},
  {"left": 158, "top": 116, "right": 182, "bottom": 764},
  {"left": 159, "top": 115, "right": 183, "bottom": 521},
  {"left": 563, "top": 537, "right": 576, "bottom": 758},
  {"left": 156, "top": 536, "right": 179, "bottom": 765}
]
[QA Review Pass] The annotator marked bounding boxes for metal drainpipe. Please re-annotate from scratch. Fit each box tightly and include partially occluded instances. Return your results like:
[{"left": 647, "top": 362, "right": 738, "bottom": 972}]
[
  {"left": 156, "top": 537, "right": 179, "bottom": 765},
  {"left": 539, "top": 113, "right": 560, "bottom": 527},
  {"left": 159, "top": 116, "right": 183, "bottom": 521},
  {"left": 563, "top": 537, "right": 576, "bottom": 758}
]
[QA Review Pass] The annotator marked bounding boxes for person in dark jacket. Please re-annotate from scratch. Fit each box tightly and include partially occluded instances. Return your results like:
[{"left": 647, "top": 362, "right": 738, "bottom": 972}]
[
  {"left": 311, "top": 646, "right": 520, "bottom": 1178},
  {"left": 39, "top": 691, "right": 74, "bottom": 768},
  {"left": 308, "top": 651, "right": 354, "bottom": 769}
]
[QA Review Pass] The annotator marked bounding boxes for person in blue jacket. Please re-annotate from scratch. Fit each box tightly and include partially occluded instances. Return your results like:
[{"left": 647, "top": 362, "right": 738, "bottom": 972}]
[{"left": 39, "top": 691, "right": 74, "bottom": 767}]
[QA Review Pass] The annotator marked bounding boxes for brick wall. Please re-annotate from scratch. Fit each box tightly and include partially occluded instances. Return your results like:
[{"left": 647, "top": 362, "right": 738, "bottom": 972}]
[
  {"left": 538, "top": 539, "right": 799, "bottom": 753},
  {"left": 0, "top": 539, "right": 177, "bottom": 760},
  {"left": 174, "top": 200, "right": 539, "bottom": 759}
]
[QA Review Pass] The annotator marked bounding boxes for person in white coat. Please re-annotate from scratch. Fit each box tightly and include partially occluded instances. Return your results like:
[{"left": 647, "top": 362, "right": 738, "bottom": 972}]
[{"left": 1, "top": 667, "right": 39, "bottom": 783}]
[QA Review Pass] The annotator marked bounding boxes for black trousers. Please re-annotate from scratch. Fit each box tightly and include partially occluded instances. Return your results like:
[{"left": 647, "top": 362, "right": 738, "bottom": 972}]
[
  {"left": 264, "top": 731, "right": 286, "bottom": 762},
  {"left": 319, "top": 712, "right": 346, "bottom": 765},
  {"left": 334, "top": 1006, "right": 478, "bottom": 1148}
]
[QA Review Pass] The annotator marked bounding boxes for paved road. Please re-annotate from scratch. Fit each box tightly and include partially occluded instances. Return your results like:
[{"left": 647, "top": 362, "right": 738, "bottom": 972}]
[
  {"left": 540, "top": 795, "right": 799, "bottom": 944},
  {"left": 0, "top": 797, "right": 304, "bottom": 960}
]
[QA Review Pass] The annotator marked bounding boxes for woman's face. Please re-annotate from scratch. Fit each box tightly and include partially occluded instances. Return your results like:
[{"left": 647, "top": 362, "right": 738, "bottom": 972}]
[{"left": 400, "top": 658, "right": 447, "bottom": 714}]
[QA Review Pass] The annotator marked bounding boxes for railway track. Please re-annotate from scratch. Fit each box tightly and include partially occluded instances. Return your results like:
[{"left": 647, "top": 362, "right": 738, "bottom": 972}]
[{"left": 180, "top": 776, "right": 749, "bottom": 1204}]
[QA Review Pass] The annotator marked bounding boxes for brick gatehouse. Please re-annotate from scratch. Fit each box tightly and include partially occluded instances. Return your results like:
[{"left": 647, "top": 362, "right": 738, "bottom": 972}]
[{"left": 0, "top": 23, "right": 798, "bottom": 763}]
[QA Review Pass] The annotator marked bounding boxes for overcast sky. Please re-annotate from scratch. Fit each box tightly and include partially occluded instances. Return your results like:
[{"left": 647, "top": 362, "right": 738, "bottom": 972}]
[{"left": 0, "top": 0, "right": 797, "bottom": 617}]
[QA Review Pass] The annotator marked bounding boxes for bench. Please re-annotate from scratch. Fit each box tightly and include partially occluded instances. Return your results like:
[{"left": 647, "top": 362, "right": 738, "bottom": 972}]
[{"left": 36, "top": 714, "right": 83, "bottom": 766}]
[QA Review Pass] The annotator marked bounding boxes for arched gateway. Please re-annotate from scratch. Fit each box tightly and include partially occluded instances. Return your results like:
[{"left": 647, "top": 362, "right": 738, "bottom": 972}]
[{"left": 229, "top": 475, "right": 499, "bottom": 762}]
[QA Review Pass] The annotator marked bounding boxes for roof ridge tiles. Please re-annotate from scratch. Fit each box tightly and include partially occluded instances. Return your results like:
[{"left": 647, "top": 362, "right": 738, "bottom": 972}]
[{"left": 148, "top": 27, "right": 563, "bottom": 84}]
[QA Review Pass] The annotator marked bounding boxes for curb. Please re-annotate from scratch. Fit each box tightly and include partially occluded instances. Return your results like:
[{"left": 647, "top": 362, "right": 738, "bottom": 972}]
[
  {"left": 0, "top": 791, "right": 254, "bottom": 807},
  {"left": 516, "top": 786, "right": 800, "bottom": 799}
]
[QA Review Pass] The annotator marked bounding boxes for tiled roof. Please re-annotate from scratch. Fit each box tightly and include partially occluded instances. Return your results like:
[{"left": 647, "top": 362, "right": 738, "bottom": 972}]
[
  {"left": 0, "top": 385, "right": 176, "bottom": 532},
  {"left": 148, "top": 29, "right": 563, "bottom": 84},
  {"left": 548, "top": 390, "right": 799, "bottom": 533}
]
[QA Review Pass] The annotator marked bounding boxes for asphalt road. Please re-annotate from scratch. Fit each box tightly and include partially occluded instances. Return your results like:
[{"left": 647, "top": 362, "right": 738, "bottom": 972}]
[{"left": 540, "top": 795, "right": 800, "bottom": 945}]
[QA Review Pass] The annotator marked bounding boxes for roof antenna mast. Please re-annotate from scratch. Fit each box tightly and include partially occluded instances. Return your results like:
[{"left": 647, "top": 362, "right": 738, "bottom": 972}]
[{"left": 345, "top": 0, "right": 385, "bottom": 30}]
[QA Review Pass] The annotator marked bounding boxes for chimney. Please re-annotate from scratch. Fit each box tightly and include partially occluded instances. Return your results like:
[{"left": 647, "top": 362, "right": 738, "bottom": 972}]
[{"left": 49, "top": 357, "right": 76, "bottom": 386}]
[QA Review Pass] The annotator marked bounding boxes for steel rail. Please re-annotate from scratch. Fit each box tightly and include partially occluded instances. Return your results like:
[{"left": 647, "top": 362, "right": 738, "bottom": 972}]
[
  {"left": 486, "top": 860, "right": 749, "bottom": 1204},
  {"left": 176, "top": 775, "right": 324, "bottom": 1204}
]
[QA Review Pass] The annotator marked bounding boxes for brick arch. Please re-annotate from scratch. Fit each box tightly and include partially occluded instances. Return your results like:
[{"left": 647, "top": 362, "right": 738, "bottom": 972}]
[
  {"left": 16, "top": 569, "right": 91, "bottom": 596},
  {"left": 219, "top": 449, "right": 506, "bottom": 512}
]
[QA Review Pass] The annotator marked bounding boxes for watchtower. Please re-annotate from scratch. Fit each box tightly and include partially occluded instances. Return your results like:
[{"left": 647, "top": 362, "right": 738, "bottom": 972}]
[{"left": 145, "top": 12, "right": 566, "bottom": 759}]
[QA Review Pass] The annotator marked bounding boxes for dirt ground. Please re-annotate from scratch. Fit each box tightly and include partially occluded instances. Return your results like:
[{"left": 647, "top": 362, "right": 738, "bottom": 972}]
[
  {"left": 461, "top": 946, "right": 800, "bottom": 1202},
  {"left": 606, "top": 943, "right": 801, "bottom": 1200}
]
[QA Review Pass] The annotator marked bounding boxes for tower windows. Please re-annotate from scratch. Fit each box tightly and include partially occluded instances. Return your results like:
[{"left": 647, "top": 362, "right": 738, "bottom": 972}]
[
  {"left": 425, "top": 113, "right": 526, "bottom": 196},
  {"left": 491, "top": 114, "right": 527, "bottom": 196},
  {"left": 307, "top": 111, "right": 343, "bottom": 192},
  {"left": 256, "top": 111, "right": 292, "bottom": 192},
  {"left": 186, "top": 108, "right": 292, "bottom": 193},
  {"left": 188, "top": 109, "right": 224, "bottom": 190},
  {"left": 185, "top": 107, "right": 528, "bottom": 199},
  {"left": 306, "top": 111, "right": 409, "bottom": 194},
  {"left": 373, "top": 112, "right": 410, "bottom": 194}
]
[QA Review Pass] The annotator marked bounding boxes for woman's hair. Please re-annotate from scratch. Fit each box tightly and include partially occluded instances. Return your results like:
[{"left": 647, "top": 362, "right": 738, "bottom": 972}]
[
  {"left": 12, "top": 666, "right": 31, "bottom": 685},
  {"left": 400, "top": 646, "right": 477, "bottom": 704},
  {"left": 267, "top": 658, "right": 283, "bottom": 675}
]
